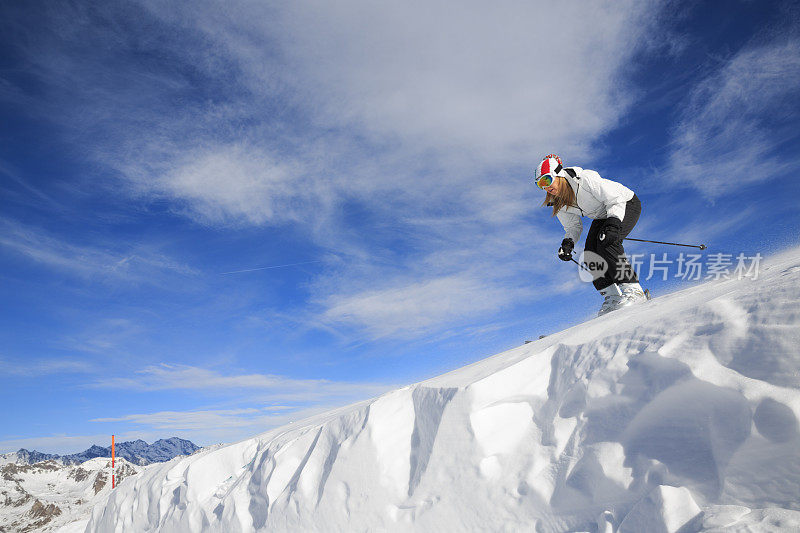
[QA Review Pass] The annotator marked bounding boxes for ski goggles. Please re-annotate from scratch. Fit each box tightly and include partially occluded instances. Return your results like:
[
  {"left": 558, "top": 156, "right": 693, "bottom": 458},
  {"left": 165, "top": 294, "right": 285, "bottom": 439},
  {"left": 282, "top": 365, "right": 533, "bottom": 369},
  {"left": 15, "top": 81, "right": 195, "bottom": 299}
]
[{"left": 535, "top": 173, "right": 555, "bottom": 189}]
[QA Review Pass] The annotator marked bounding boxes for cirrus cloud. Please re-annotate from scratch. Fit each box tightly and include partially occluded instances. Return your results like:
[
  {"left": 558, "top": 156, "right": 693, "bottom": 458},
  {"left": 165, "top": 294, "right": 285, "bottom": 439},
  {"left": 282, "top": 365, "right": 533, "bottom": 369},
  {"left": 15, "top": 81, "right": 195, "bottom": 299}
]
[{"left": 667, "top": 38, "right": 800, "bottom": 197}]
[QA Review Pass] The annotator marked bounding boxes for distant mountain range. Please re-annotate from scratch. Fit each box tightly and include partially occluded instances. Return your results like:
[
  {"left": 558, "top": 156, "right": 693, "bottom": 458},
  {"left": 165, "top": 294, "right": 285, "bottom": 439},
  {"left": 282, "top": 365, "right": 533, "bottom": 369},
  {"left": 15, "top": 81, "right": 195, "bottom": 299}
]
[
  {"left": 0, "top": 438, "right": 201, "bottom": 531},
  {"left": 0, "top": 437, "right": 200, "bottom": 466}
]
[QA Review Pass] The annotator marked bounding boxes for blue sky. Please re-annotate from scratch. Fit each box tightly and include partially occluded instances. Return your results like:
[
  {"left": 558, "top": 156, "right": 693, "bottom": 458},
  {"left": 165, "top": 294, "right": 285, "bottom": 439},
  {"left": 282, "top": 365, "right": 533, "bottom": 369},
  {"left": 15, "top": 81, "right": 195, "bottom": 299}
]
[{"left": 1, "top": 0, "right": 799, "bottom": 454}]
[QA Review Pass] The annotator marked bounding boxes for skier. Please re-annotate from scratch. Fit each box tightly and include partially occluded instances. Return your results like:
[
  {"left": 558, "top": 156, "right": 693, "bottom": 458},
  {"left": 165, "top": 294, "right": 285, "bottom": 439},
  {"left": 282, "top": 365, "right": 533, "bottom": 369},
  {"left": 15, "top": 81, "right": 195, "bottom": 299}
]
[{"left": 534, "top": 154, "right": 648, "bottom": 315}]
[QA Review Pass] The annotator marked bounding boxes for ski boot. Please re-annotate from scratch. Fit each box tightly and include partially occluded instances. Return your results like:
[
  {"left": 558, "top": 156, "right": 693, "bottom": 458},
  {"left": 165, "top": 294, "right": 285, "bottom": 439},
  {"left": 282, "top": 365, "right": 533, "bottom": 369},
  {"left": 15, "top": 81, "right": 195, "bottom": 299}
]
[
  {"left": 619, "top": 282, "right": 648, "bottom": 308},
  {"left": 597, "top": 284, "right": 624, "bottom": 316}
]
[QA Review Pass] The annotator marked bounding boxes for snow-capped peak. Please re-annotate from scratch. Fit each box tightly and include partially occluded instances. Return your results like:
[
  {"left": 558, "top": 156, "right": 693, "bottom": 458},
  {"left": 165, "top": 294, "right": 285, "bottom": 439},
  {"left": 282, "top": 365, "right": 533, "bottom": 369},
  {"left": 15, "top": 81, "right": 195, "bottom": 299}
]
[{"left": 0, "top": 437, "right": 200, "bottom": 467}]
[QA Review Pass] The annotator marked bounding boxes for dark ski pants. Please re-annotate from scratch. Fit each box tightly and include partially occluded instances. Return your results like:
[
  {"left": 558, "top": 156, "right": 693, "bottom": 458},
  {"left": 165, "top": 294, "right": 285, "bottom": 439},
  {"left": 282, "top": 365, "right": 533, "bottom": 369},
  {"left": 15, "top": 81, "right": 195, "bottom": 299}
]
[{"left": 584, "top": 194, "right": 641, "bottom": 291}]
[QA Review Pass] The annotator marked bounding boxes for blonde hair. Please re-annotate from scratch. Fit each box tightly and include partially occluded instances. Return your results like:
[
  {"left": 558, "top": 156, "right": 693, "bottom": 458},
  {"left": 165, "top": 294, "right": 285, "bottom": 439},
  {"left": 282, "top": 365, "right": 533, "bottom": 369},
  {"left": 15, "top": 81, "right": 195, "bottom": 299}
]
[{"left": 541, "top": 176, "right": 576, "bottom": 217}]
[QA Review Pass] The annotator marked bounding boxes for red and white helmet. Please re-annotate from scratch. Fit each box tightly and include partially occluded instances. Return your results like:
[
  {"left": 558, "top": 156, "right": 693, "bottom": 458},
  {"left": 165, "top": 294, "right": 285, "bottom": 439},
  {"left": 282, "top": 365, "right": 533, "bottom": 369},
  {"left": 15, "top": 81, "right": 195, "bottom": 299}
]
[{"left": 535, "top": 153, "right": 564, "bottom": 180}]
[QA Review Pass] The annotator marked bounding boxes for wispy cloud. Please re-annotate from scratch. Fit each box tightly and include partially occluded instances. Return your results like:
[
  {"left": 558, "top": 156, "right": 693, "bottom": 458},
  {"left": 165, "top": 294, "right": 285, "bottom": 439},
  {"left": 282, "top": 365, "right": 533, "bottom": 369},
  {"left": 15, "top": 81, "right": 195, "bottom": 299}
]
[
  {"left": 0, "top": 433, "right": 114, "bottom": 455},
  {"left": 310, "top": 214, "right": 558, "bottom": 338},
  {"left": 84, "top": 364, "right": 393, "bottom": 445},
  {"left": 2, "top": 0, "right": 669, "bottom": 343},
  {"left": 8, "top": 1, "right": 663, "bottom": 227},
  {"left": 221, "top": 260, "right": 321, "bottom": 275},
  {"left": 0, "top": 357, "right": 96, "bottom": 377},
  {"left": 59, "top": 318, "right": 145, "bottom": 355},
  {"left": 90, "top": 363, "right": 394, "bottom": 401},
  {"left": 90, "top": 405, "right": 330, "bottom": 432},
  {"left": 0, "top": 217, "right": 197, "bottom": 282},
  {"left": 154, "top": 143, "right": 321, "bottom": 227},
  {"left": 267, "top": 0, "right": 655, "bottom": 164},
  {"left": 322, "top": 273, "right": 524, "bottom": 339},
  {"left": 43, "top": 362, "right": 396, "bottom": 448},
  {"left": 0, "top": 160, "right": 63, "bottom": 210},
  {"left": 667, "top": 38, "right": 800, "bottom": 197},
  {"left": 672, "top": 206, "right": 760, "bottom": 251}
]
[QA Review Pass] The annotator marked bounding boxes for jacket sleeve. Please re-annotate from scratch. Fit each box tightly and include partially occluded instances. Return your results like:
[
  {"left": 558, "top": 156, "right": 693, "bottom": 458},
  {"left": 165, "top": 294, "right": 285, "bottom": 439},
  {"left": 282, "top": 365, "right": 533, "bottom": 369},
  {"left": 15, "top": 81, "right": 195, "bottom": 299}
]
[
  {"left": 556, "top": 210, "right": 583, "bottom": 243},
  {"left": 580, "top": 169, "right": 633, "bottom": 221}
]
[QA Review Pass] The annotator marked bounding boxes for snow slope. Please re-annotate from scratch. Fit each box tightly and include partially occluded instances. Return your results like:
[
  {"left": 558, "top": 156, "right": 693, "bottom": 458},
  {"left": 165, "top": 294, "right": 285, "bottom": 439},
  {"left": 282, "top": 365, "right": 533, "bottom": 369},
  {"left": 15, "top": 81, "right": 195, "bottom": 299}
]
[
  {"left": 0, "top": 457, "right": 141, "bottom": 532},
  {"left": 86, "top": 246, "right": 800, "bottom": 532}
]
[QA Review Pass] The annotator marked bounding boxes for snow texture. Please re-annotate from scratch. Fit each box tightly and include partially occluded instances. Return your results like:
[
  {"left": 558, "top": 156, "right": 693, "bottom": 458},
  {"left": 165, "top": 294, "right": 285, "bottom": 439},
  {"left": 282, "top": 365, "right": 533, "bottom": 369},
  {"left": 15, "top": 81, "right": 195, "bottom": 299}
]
[
  {"left": 0, "top": 457, "right": 141, "bottom": 532},
  {"left": 86, "top": 246, "right": 800, "bottom": 532}
]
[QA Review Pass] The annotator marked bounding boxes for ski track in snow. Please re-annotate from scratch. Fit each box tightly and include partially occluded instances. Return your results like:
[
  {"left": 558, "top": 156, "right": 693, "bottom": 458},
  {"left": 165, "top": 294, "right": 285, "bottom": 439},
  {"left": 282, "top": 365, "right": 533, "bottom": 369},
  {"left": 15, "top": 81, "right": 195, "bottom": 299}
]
[{"left": 85, "top": 247, "right": 800, "bottom": 532}]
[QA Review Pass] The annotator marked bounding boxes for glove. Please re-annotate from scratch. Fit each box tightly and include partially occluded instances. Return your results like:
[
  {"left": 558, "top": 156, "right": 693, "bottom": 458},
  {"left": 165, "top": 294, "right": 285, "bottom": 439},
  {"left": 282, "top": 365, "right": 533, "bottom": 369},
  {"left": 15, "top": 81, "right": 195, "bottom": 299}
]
[
  {"left": 558, "top": 238, "right": 574, "bottom": 261},
  {"left": 597, "top": 219, "right": 622, "bottom": 249}
]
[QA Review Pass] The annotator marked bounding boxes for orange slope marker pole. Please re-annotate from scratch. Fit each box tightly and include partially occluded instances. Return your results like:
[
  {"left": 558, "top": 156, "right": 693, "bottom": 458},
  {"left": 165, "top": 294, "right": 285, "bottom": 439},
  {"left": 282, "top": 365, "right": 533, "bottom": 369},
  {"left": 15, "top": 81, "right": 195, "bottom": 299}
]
[{"left": 111, "top": 435, "right": 115, "bottom": 489}]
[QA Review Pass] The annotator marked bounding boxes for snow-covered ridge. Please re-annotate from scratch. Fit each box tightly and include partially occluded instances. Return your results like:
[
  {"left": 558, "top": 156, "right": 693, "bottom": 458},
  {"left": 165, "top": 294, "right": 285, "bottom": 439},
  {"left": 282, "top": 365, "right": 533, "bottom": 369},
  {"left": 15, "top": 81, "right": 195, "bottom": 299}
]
[
  {"left": 0, "top": 457, "right": 141, "bottom": 533},
  {"left": 0, "top": 437, "right": 200, "bottom": 467},
  {"left": 88, "top": 246, "right": 800, "bottom": 532},
  {"left": 0, "top": 438, "right": 201, "bottom": 532},
  {"left": 0, "top": 449, "right": 60, "bottom": 467}
]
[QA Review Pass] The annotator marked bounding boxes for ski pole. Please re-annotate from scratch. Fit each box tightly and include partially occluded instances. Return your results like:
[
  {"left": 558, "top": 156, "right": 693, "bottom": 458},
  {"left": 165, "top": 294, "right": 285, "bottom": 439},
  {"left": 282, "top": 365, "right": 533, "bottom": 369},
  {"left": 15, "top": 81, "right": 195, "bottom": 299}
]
[
  {"left": 624, "top": 237, "right": 707, "bottom": 250},
  {"left": 570, "top": 257, "right": 592, "bottom": 272}
]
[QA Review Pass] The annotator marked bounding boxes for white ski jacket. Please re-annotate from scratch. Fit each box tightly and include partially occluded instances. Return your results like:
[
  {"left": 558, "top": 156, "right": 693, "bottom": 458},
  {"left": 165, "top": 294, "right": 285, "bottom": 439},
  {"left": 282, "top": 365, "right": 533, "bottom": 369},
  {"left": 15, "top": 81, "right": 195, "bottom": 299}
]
[{"left": 553, "top": 167, "right": 634, "bottom": 243}]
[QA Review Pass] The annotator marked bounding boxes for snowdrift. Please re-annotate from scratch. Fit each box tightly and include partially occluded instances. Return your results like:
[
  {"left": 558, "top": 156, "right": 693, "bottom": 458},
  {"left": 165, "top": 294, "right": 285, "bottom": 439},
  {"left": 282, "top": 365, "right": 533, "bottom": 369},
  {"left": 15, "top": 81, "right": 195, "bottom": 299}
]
[{"left": 87, "top": 247, "right": 800, "bottom": 532}]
